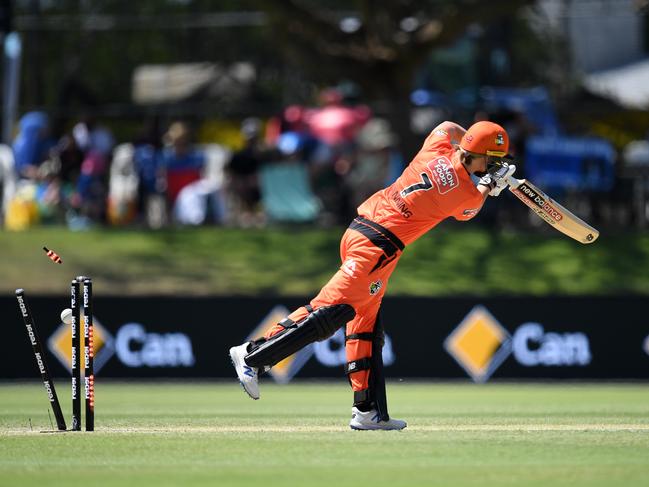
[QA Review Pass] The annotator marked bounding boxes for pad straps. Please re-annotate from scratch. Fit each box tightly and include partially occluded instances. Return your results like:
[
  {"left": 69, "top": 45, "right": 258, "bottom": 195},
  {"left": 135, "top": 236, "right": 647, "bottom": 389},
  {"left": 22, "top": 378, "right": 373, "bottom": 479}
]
[
  {"left": 344, "top": 357, "right": 372, "bottom": 374},
  {"left": 345, "top": 332, "right": 374, "bottom": 342},
  {"left": 277, "top": 303, "right": 314, "bottom": 330},
  {"left": 346, "top": 312, "right": 390, "bottom": 421},
  {"left": 344, "top": 332, "right": 373, "bottom": 375}
]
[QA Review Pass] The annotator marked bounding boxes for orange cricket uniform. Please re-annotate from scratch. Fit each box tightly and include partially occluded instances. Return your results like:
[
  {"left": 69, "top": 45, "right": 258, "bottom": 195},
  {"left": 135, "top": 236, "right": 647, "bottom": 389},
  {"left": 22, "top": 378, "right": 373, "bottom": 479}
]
[{"left": 266, "top": 128, "right": 485, "bottom": 393}]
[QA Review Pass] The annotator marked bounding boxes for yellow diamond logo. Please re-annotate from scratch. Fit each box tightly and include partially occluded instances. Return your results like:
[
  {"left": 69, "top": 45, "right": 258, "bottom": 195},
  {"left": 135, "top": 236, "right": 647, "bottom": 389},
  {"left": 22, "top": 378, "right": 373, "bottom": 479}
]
[
  {"left": 245, "top": 305, "right": 314, "bottom": 384},
  {"left": 444, "top": 305, "right": 511, "bottom": 382},
  {"left": 48, "top": 315, "right": 115, "bottom": 374}
]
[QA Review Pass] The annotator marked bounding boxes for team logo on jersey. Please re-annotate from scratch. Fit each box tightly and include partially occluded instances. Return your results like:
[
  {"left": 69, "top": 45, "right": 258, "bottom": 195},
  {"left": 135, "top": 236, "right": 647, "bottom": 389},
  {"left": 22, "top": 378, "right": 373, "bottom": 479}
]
[
  {"left": 430, "top": 157, "right": 459, "bottom": 195},
  {"left": 496, "top": 133, "right": 505, "bottom": 145},
  {"left": 369, "top": 280, "right": 383, "bottom": 296},
  {"left": 342, "top": 258, "right": 357, "bottom": 277}
]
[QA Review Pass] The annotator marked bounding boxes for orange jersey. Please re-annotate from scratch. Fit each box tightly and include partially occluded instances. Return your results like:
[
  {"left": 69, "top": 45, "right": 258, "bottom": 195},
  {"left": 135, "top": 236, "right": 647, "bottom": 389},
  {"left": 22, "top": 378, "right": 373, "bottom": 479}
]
[{"left": 357, "top": 129, "right": 484, "bottom": 245}]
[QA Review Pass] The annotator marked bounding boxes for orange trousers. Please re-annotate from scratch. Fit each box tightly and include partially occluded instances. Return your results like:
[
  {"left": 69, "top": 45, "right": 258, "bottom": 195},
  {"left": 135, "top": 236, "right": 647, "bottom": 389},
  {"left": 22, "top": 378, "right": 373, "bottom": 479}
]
[{"left": 265, "top": 225, "right": 402, "bottom": 393}]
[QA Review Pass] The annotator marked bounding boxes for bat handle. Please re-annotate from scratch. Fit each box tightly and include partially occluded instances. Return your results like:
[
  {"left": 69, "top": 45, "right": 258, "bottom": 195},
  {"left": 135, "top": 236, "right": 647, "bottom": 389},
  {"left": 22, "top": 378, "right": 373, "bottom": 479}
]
[{"left": 506, "top": 175, "right": 523, "bottom": 189}]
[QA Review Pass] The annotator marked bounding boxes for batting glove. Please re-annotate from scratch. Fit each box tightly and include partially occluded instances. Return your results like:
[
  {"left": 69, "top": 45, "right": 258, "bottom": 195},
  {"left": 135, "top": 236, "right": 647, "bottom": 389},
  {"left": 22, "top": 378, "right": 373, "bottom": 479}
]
[
  {"left": 488, "top": 164, "right": 516, "bottom": 197},
  {"left": 478, "top": 174, "right": 496, "bottom": 191}
]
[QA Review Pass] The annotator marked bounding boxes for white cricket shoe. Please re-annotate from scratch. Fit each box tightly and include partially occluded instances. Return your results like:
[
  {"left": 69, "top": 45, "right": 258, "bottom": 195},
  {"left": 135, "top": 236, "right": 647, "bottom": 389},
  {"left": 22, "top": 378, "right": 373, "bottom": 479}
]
[
  {"left": 349, "top": 407, "right": 407, "bottom": 430},
  {"left": 229, "top": 342, "right": 259, "bottom": 400}
]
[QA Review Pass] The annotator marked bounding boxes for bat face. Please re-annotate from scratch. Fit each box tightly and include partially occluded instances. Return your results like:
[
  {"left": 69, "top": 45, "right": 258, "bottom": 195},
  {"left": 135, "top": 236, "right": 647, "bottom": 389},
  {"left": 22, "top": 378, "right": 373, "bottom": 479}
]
[{"left": 508, "top": 178, "right": 599, "bottom": 244}]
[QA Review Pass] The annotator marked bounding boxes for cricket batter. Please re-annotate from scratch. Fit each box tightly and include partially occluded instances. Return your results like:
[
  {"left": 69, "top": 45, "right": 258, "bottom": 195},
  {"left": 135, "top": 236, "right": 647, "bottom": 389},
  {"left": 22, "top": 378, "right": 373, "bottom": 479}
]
[{"left": 230, "top": 120, "right": 515, "bottom": 430}]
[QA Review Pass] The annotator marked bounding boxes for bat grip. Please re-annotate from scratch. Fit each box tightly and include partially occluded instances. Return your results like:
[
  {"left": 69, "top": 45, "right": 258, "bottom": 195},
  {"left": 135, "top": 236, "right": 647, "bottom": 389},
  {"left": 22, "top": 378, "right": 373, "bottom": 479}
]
[{"left": 506, "top": 175, "right": 523, "bottom": 189}]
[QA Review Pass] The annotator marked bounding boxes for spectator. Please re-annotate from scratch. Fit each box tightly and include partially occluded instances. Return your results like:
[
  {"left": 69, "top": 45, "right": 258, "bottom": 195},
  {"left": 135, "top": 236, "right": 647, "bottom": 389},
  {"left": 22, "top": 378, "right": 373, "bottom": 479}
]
[
  {"left": 67, "top": 117, "right": 115, "bottom": 227},
  {"left": 306, "top": 88, "right": 371, "bottom": 147},
  {"left": 107, "top": 143, "right": 139, "bottom": 226},
  {"left": 304, "top": 88, "right": 373, "bottom": 224},
  {"left": 133, "top": 141, "right": 166, "bottom": 228},
  {"left": 72, "top": 116, "right": 115, "bottom": 158},
  {"left": 345, "top": 118, "right": 403, "bottom": 211},
  {"left": 225, "top": 118, "right": 267, "bottom": 227},
  {"left": 50, "top": 133, "right": 84, "bottom": 184},
  {"left": 12, "top": 112, "right": 55, "bottom": 180},
  {"left": 7, "top": 113, "right": 69, "bottom": 229},
  {"left": 161, "top": 121, "right": 205, "bottom": 206},
  {"left": 34, "top": 159, "right": 66, "bottom": 224},
  {"left": 0, "top": 144, "right": 16, "bottom": 223}
]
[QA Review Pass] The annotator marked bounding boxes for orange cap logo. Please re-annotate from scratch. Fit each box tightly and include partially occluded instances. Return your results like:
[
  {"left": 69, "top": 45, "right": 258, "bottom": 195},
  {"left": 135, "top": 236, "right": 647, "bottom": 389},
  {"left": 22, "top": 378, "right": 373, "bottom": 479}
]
[{"left": 460, "top": 121, "right": 509, "bottom": 157}]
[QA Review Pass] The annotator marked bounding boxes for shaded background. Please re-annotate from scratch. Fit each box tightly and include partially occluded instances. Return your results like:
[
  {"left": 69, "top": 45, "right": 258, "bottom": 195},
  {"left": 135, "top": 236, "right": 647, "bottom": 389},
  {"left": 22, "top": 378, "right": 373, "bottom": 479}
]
[{"left": 1, "top": 0, "right": 648, "bottom": 381}]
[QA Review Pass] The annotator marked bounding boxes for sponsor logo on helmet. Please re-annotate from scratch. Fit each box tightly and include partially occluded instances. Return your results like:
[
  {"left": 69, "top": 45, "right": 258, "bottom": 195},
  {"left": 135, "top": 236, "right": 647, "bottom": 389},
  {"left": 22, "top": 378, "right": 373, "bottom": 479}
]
[{"left": 495, "top": 133, "right": 505, "bottom": 146}]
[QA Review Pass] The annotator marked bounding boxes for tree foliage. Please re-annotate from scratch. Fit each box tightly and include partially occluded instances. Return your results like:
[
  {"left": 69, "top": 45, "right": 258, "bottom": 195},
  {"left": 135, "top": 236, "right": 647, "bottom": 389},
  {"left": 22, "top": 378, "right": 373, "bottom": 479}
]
[
  {"left": 12, "top": 0, "right": 540, "bottom": 150},
  {"left": 252, "top": 0, "right": 534, "bottom": 152}
]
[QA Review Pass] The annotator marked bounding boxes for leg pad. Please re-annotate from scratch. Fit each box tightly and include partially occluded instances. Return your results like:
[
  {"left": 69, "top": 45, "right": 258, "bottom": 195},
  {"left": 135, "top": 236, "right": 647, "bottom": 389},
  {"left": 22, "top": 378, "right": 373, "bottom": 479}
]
[
  {"left": 346, "top": 312, "right": 390, "bottom": 421},
  {"left": 245, "top": 304, "right": 355, "bottom": 368}
]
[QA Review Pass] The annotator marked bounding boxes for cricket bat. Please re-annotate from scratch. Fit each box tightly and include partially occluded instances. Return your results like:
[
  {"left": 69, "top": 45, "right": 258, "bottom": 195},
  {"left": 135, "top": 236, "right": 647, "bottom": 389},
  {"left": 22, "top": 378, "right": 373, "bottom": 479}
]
[{"left": 506, "top": 176, "right": 599, "bottom": 244}]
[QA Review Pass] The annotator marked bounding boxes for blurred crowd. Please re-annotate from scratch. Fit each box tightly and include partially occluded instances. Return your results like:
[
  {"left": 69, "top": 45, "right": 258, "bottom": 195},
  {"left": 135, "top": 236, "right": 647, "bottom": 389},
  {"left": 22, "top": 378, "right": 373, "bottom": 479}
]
[
  {"left": 0, "top": 88, "right": 404, "bottom": 230},
  {"left": 0, "top": 86, "right": 647, "bottom": 232}
]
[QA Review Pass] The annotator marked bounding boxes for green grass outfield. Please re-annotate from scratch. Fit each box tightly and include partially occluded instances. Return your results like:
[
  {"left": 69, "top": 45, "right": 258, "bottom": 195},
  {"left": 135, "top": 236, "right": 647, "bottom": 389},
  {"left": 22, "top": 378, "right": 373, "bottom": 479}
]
[
  {"left": 1, "top": 382, "right": 648, "bottom": 487},
  {"left": 1, "top": 226, "right": 649, "bottom": 296}
]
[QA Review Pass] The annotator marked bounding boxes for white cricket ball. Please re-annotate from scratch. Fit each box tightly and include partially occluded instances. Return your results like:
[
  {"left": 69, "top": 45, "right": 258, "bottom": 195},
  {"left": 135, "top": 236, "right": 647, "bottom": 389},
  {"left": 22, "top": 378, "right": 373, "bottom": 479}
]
[{"left": 60, "top": 308, "right": 73, "bottom": 325}]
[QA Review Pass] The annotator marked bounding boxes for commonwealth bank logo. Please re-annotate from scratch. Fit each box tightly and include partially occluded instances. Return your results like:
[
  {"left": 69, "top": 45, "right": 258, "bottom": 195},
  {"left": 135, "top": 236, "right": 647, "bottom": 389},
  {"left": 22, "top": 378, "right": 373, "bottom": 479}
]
[
  {"left": 444, "top": 305, "right": 512, "bottom": 383},
  {"left": 48, "top": 316, "right": 115, "bottom": 374},
  {"left": 245, "top": 305, "right": 314, "bottom": 384}
]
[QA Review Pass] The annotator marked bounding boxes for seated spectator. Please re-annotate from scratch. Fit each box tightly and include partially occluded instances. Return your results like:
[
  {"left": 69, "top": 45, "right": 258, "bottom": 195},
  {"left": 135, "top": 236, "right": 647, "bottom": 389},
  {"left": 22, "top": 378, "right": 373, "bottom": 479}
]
[
  {"left": 0, "top": 144, "right": 17, "bottom": 224},
  {"left": 305, "top": 88, "right": 373, "bottom": 224},
  {"left": 107, "top": 143, "right": 139, "bottom": 226},
  {"left": 72, "top": 116, "right": 115, "bottom": 159},
  {"left": 34, "top": 159, "right": 66, "bottom": 224},
  {"left": 345, "top": 118, "right": 403, "bottom": 211},
  {"left": 306, "top": 88, "right": 371, "bottom": 147},
  {"left": 225, "top": 118, "right": 267, "bottom": 227},
  {"left": 173, "top": 144, "right": 230, "bottom": 226},
  {"left": 50, "top": 133, "right": 84, "bottom": 184},
  {"left": 130, "top": 120, "right": 167, "bottom": 229},
  {"left": 161, "top": 121, "right": 205, "bottom": 206},
  {"left": 4, "top": 157, "right": 66, "bottom": 230},
  {"left": 72, "top": 150, "right": 109, "bottom": 225},
  {"left": 12, "top": 112, "right": 55, "bottom": 180},
  {"left": 65, "top": 117, "right": 115, "bottom": 228}
]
